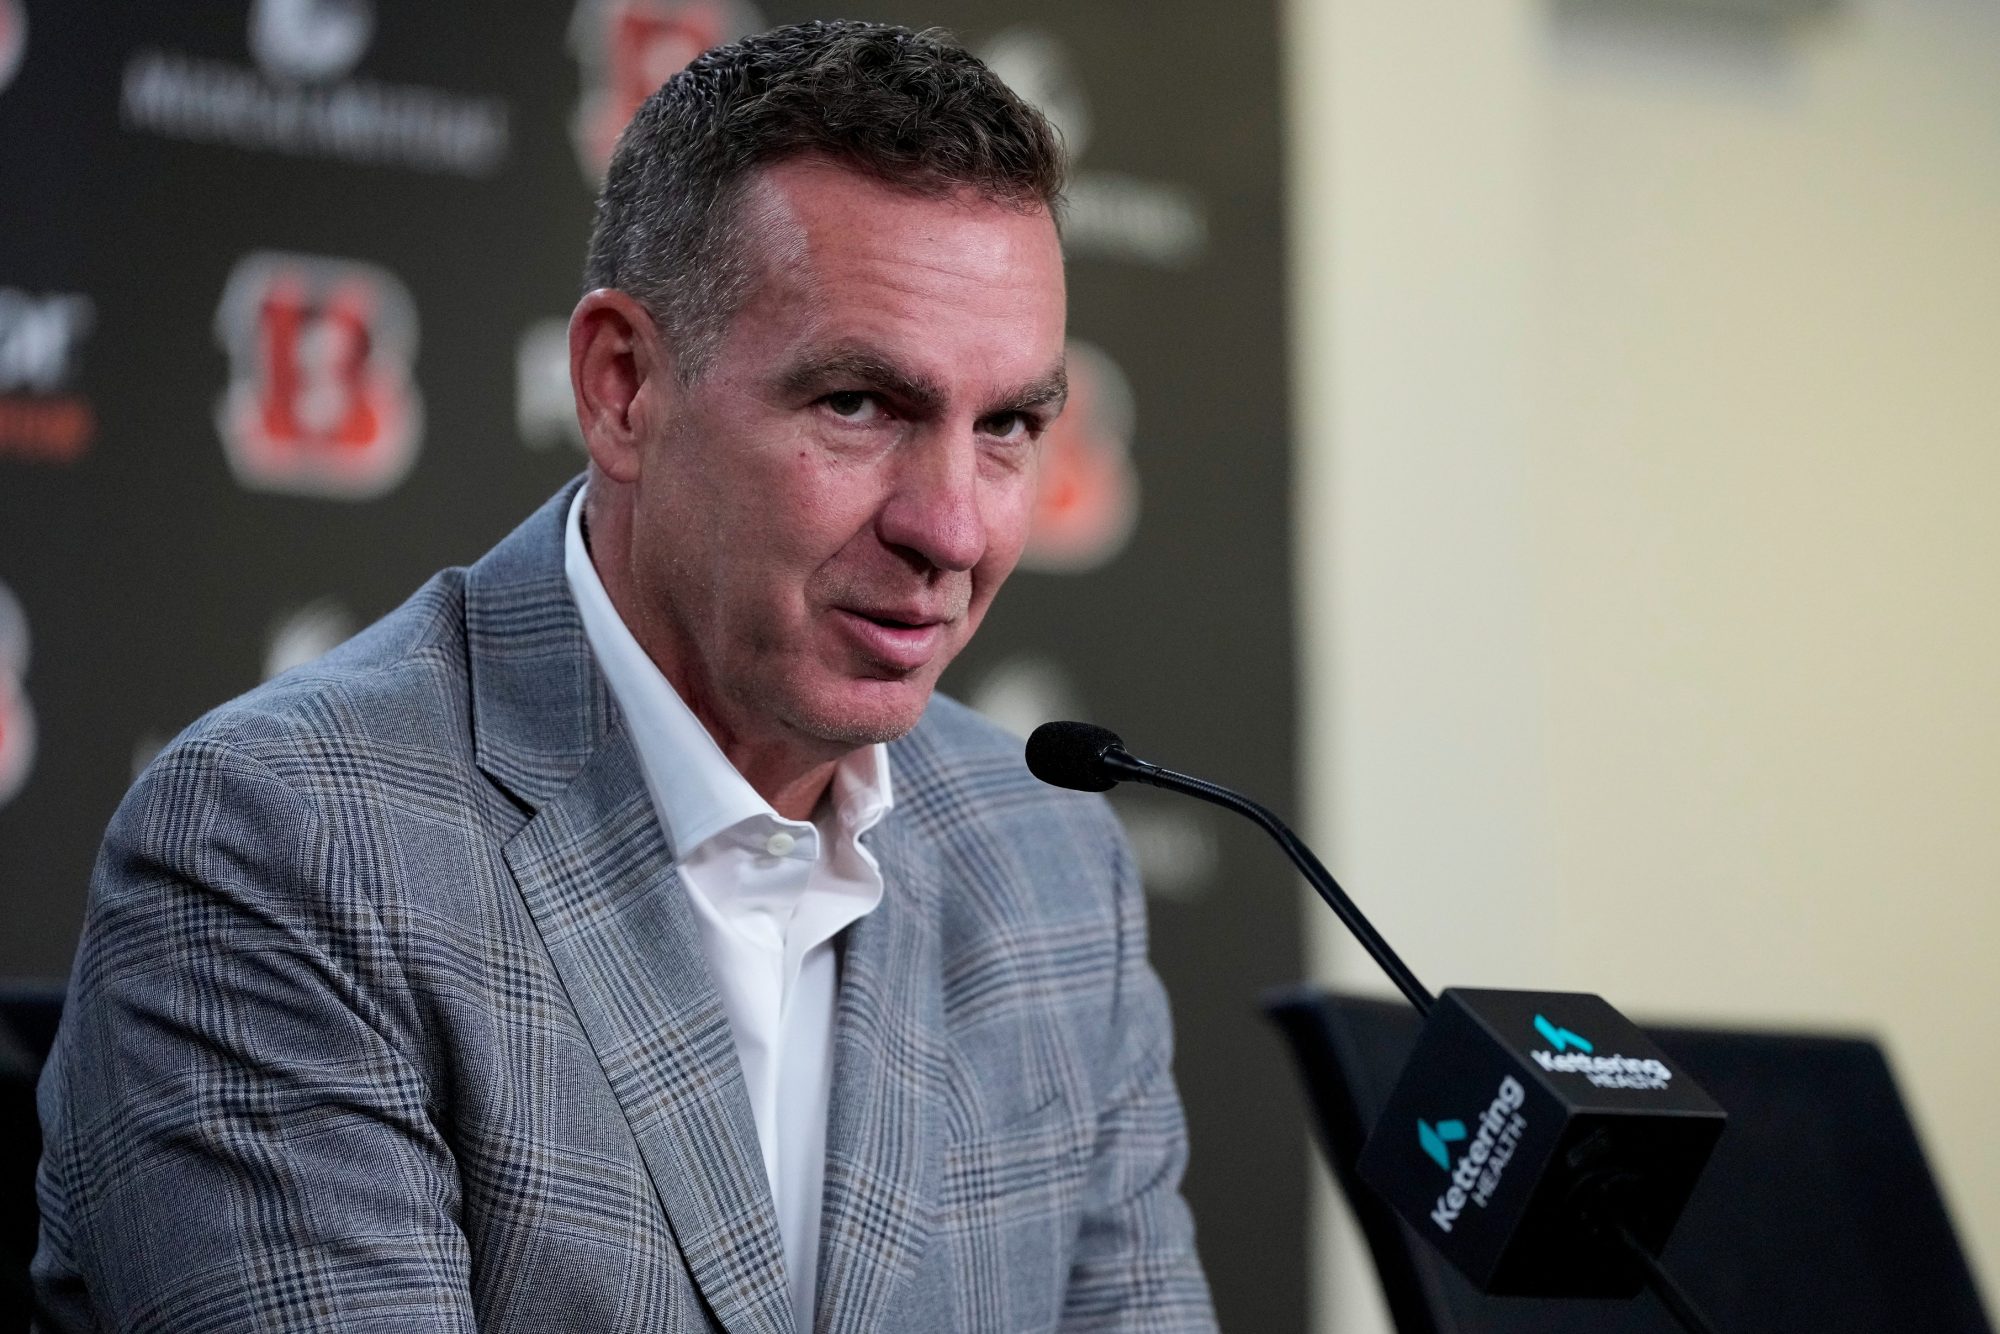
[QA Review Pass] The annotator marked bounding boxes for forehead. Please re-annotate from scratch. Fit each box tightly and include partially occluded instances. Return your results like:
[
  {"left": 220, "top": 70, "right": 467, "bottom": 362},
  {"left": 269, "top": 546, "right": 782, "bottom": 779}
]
[{"left": 722, "top": 158, "right": 1067, "bottom": 375}]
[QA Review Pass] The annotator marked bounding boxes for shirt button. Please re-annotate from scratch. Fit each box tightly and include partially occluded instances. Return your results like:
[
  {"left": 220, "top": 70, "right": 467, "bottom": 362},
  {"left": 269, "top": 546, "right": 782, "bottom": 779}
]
[{"left": 764, "top": 830, "right": 796, "bottom": 858}]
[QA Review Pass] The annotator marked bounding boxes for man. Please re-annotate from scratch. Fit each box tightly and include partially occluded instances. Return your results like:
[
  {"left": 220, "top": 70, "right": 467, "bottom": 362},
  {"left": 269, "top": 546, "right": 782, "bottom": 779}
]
[{"left": 34, "top": 20, "right": 1215, "bottom": 1334}]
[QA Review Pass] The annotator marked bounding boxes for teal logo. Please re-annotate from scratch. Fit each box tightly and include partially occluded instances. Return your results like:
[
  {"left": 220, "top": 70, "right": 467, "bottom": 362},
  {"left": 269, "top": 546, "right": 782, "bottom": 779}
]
[
  {"left": 1534, "top": 1014, "right": 1593, "bottom": 1054},
  {"left": 1531, "top": 1014, "right": 1672, "bottom": 1089},
  {"left": 1417, "top": 1118, "right": 1467, "bottom": 1170}
]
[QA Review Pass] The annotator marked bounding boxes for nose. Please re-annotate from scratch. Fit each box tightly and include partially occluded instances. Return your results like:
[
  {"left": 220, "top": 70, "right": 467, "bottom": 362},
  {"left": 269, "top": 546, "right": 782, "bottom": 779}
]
[{"left": 877, "top": 431, "right": 987, "bottom": 573}]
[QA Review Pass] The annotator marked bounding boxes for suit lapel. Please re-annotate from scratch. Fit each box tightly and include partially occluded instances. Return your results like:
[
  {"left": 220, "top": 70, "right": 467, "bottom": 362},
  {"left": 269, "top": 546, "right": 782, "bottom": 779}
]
[
  {"left": 468, "top": 483, "right": 794, "bottom": 1334},
  {"left": 505, "top": 737, "right": 794, "bottom": 1334},
  {"left": 814, "top": 809, "right": 947, "bottom": 1334}
]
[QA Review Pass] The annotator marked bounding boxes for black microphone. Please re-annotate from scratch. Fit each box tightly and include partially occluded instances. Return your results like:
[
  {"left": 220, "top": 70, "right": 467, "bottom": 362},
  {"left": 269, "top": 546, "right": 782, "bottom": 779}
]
[
  {"left": 1023, "top": 721, "right": 1128, "bottom": 792},
  {"left": 1026, "top": 721, "right": 1728, "bottom": 1327}
]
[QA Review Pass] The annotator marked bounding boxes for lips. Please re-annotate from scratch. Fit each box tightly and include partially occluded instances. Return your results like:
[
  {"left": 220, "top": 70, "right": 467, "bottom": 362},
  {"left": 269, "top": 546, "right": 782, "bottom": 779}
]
[{"left": 832, "top": 606, "right": 951, "bottom": 671}]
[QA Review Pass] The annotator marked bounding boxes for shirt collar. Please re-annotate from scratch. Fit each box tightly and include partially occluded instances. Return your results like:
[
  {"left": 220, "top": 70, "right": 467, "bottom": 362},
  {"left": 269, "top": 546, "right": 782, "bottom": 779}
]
[
  {"left": 828, "top": 731, "right": 894, "bottom": 839},
  {"left": 561, "top": 486, "right": 893, "bottom": 857}
]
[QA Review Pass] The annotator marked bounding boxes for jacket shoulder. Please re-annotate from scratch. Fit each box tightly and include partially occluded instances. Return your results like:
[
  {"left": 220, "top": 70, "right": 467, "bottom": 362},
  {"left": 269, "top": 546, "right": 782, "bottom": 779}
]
[{"left": 155, "top": 567, "right": 475, "bottom": 785}]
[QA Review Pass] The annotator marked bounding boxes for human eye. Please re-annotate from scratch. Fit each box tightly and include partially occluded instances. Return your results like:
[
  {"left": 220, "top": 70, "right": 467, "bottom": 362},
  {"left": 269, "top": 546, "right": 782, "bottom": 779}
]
[
  {"left": 820, "top": 390, "right": 886, "bottom": 423},
  {"left": 980, "top": 410, "right": 1044, "bottom": 444}
]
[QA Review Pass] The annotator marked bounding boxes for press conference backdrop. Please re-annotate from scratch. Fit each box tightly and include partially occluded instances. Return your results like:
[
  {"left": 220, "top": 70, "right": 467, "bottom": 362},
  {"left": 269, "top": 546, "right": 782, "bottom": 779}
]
[{"left": 0, "top": 0, "right": 1302, "bottom": 1326}]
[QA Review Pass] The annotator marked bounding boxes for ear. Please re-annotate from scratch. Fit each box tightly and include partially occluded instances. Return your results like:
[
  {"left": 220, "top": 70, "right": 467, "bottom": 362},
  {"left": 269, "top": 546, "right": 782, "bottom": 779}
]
[{"left": 569, "top": 289, "right": 675, "bottom": 484}]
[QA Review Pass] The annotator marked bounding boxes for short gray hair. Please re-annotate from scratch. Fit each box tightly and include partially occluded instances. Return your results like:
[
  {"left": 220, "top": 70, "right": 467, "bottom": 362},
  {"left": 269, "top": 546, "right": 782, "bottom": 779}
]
[{"left": 582, "top": 19, "right": 1067, "bottom": 380}]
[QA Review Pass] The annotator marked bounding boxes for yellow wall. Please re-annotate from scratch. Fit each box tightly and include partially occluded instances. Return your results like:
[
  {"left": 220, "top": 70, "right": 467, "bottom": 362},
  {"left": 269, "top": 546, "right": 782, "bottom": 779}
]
[{"left": 1286, "top": 1, "right": 2000, "bottom": 1327}]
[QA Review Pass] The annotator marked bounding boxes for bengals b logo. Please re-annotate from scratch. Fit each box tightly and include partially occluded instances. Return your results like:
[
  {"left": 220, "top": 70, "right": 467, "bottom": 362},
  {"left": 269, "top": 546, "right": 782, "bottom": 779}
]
[
  {"left": 215, "top": 252, "right": 422, "bottom": 500},
  {"left": 1021, "top": 340, "right": 1140, "bottom": 573},
  {"left": 0, "top": 0, "right": 25, "bottom": 98},
  {"left": 0, "top": 579, "right": 32, "bottom": 812},
  {"left": 568, "top": 1, "right": 763, "bottom": 182}
]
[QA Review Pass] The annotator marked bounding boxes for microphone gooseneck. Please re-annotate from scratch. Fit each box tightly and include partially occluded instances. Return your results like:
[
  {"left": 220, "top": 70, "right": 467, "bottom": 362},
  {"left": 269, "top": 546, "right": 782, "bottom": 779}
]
[
  {"left": 1026, "top": 720, "right": 1729, "bottom": 1334},
  {"left": 1024, "top": 720, "right": 1436, "bottom": 1016}
]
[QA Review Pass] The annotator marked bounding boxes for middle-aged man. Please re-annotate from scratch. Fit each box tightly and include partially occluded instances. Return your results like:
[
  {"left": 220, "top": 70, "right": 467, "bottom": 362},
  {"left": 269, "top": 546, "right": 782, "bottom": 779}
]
[{"left": 34, "top": 19, "right": 1216, "bottom": 1334}]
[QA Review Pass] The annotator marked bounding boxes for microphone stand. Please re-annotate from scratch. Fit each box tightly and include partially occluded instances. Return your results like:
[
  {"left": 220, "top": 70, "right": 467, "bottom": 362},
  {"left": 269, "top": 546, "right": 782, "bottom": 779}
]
[
  {"left": 1094, "top": 747, "right": 1434, "bottom": 1017},
  {"left": 1062, "top": 731, "right": 1725, "bottom": 1334}
]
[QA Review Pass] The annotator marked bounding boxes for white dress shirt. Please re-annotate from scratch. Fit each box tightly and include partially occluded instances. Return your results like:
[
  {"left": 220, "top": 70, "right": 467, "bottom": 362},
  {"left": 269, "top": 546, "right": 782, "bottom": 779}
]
[{"left": 562, "top": 489, "right": 890, "bottom": 1330}]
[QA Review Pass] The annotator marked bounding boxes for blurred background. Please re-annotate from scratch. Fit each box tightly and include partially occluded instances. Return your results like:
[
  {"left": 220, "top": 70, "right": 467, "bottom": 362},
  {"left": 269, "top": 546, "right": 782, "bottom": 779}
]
[
  {"left": 1291, "top": 1, "right": 2000, "bottom": 1329},
  {"left": 1, "top": 0, "right": 1996, "bottom": 1330}
]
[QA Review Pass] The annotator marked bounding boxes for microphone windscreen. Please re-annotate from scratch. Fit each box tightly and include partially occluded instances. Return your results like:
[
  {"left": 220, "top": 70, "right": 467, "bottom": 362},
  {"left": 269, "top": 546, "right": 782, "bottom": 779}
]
[{"left": 1025, "top": 721, "right": 1126, "bottom": 792}]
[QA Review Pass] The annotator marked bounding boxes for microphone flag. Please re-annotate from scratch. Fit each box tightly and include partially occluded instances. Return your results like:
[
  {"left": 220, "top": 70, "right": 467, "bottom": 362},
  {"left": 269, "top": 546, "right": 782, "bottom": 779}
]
[{"left": 1357, "top": 988, "right": 1725, "bottom": 1296}]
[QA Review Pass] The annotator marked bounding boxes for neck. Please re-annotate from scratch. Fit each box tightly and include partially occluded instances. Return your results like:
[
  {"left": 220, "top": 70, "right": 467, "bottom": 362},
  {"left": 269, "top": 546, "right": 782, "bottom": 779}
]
[
  {"left": 694, "top": 724, "right": 843, "bottom": 823},
  {"left": 584, "top": 480, "right": 843, "bottom": 821}
]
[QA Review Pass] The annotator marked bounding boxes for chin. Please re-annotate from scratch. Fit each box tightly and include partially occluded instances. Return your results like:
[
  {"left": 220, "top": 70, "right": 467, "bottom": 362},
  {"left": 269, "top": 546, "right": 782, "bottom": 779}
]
[{"left": 783, "top": 678, "right": 934, "bottom": 749}]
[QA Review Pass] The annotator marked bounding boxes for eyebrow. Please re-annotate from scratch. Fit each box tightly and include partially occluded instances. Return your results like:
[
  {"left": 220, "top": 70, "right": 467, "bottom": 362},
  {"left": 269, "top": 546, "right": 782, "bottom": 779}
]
[
  {"left": 776, "top": 346, "right": 1069, "bottom": 421},
  {"left": 1005, "top": 367, "right": 1070, "bottom": 419}
]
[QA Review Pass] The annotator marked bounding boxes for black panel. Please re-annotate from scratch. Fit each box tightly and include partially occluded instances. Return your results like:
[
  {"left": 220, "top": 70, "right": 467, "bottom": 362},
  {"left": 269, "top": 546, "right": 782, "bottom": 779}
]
[
  {"left": 1269, "top": 990, "right": 1995, "bottom": 1333},
  {"left": 0, "top": 2, "right": 1302, "bottom": 1327}
]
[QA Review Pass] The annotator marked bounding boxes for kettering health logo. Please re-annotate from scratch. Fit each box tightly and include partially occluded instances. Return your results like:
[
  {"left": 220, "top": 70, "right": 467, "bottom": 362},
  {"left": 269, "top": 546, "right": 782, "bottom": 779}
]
[
  {"left": 1423, "top": 1075, "right": 1528, "bottom": 1234},
  {"left": 1529, "top": 1014, "right": 1674, "bottom": 1091},
  {"left": 1418, "top": 1116, "right": 1467, "bottom": 1170},
  {"left": 121, "top": 0, "right": 509, "bottom": 176}
]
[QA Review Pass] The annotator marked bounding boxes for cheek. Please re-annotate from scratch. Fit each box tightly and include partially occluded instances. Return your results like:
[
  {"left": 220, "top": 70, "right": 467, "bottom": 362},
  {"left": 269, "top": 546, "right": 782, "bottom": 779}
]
[
  {"left": 791, "top": 473, "right": 864, "bottom": 546},
  {"left": 793, "top": 458, "right": 901, "bottom": 556},
  {"left": 706, "top": 437, "right": 858, "bottom": 561}
]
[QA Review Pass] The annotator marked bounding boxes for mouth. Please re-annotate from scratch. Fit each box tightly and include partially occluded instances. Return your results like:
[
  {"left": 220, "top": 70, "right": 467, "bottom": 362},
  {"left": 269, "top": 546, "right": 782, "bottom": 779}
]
[
  {"left": 855, "top": 608, "right": 938, "bottom": 630},
  {"left": 832, "top": 606, "right": 951, "bottom": 672}
]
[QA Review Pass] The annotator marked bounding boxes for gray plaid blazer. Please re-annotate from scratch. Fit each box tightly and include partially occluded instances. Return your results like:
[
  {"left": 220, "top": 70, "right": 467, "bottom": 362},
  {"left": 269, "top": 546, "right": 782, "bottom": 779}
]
[{"left": 34, "top": 481, "right": 1216, "bottom": 1333}]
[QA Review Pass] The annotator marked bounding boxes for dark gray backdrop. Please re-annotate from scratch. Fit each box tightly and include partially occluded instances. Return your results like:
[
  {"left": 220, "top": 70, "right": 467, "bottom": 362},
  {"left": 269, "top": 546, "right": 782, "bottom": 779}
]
[{"left": 0, "top": 2, "right": 1303, "bottom": 1326}]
